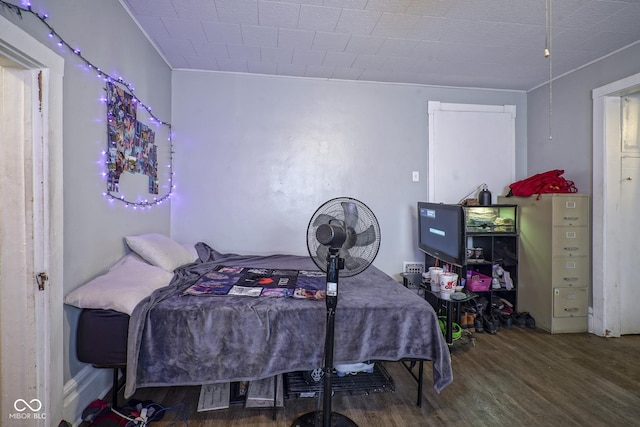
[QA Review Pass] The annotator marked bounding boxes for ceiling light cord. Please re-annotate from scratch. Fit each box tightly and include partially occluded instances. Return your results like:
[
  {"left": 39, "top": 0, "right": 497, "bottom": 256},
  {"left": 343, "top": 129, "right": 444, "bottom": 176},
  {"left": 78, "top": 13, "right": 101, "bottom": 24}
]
[{"left": 546, "top": 0, "right": 553, "bottom": 140}]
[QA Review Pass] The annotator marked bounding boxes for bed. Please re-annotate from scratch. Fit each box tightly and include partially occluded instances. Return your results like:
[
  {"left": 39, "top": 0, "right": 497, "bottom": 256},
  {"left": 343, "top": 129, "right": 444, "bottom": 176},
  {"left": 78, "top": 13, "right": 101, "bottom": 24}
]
[{"left": 67, "top": 234, "right": 453, "bottom": 403}]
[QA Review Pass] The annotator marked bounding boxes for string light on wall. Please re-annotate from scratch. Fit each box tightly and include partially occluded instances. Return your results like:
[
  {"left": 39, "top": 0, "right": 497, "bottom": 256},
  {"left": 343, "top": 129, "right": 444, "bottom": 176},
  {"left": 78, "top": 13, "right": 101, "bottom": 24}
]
[{"left": 1, "top": 0, "right": 175, "bottom": 208}]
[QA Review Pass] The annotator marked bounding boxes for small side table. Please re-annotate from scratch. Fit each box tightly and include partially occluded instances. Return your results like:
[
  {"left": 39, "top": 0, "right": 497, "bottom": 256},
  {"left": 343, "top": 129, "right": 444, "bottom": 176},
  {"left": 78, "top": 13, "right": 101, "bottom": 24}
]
[{"left": 401, "top": 273, "right": 477, "bottom": 346}]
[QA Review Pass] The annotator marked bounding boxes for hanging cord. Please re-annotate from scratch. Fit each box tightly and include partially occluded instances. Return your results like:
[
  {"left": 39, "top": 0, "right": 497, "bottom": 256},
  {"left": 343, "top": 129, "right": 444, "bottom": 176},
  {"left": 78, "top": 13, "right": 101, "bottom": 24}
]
[
  {"left": 545, "top": 0, "right": 553, "bottom": 140},
  {"left": 152, "top": 403, "right": 189, "bottom": 426}
]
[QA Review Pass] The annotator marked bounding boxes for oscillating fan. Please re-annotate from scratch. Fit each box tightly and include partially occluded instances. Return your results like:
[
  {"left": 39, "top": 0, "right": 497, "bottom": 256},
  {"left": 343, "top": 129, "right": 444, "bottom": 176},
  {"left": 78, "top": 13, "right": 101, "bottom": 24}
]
[{"left": 292, "top": 197, "right": 381, "bottom": 427}]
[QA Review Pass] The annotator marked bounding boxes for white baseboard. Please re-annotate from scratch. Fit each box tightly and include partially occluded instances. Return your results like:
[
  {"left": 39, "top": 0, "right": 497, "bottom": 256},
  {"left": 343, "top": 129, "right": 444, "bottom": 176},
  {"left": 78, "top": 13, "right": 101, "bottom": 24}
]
[{"left": 62, "top": 365, "right": 113, "bottom": 426}]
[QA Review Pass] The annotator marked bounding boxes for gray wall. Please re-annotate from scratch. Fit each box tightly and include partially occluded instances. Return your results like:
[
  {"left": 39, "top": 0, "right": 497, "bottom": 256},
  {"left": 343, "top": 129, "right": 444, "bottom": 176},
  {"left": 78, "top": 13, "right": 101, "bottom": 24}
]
[
  {"left": 171, "top": 71, "right": 527, "bottom": 277},
  {"left": 527, "top": 41, "right": 640, "bottom": 193},
  {"left": 0, "top": 0, "right": 172, "bottom": 382},
  {"left": 527, "top": 41, "right": 640, "bottom": 314}
]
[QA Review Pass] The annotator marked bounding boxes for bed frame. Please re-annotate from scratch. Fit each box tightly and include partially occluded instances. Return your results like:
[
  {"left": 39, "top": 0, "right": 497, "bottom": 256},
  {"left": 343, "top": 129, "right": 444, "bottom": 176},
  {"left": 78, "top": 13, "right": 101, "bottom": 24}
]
[
  {"left": 77, "top": 252, "right": 453, "bottom": 410},
  {"left": 77, "top": 309, "right": 128, "bottom": 406}
]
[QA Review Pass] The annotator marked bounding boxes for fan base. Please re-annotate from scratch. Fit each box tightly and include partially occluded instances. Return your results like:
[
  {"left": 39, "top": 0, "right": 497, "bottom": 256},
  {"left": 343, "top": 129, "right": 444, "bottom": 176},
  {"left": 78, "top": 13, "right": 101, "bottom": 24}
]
[{"left": 291, "top": 411, "right": 358, "bottom": 427}]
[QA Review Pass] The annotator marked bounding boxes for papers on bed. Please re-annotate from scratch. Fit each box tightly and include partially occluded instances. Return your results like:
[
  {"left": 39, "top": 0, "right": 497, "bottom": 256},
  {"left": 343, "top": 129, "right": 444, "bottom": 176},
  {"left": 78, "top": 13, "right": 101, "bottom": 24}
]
[{"left": 182, "top": 265, "right": 327, "bottom": 299}]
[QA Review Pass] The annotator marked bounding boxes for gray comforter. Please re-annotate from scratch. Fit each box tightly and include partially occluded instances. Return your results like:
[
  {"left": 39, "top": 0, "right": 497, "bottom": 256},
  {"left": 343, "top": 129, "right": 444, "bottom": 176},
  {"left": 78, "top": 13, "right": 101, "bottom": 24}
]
[{"left": 125, "top": 244, "right": 452, "bottom": 398}]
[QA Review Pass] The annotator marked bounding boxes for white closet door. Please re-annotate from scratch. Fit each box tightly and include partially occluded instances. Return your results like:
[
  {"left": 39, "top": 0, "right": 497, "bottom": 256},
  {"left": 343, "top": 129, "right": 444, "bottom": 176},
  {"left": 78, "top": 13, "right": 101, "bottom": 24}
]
[
  {"left": 620, "top": 157, "right": 640, "bottom": 334},
  {"left": 428, "top": 102, "right": 516, "bottom": 204}
]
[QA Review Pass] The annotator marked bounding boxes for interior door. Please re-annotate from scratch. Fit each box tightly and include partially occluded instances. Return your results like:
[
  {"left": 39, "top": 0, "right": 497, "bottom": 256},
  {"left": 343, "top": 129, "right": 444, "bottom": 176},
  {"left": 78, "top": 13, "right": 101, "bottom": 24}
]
[
  {"left": 428, "top": 102, "right": 516, "bottom": 204},
  {"left": 0, "top": 15, "right": 64, "bottom": 423},
  {"left": 0, "top": 61, "right": 48, "bottom": 423},
  {"left": 619, "top": 157, "right": 640, "bottom": 334}
]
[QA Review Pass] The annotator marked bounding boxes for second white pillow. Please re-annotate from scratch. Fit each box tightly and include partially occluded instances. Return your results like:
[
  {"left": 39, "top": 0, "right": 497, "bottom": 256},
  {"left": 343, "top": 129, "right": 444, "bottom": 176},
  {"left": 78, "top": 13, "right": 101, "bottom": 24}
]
[{"left": 125, "top": 233, "right": 196, "bottom": 272}]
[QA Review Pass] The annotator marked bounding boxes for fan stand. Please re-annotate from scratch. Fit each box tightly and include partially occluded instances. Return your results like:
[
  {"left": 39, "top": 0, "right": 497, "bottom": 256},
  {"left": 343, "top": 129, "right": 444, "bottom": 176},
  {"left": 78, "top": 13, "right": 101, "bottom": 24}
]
[{"left": 291, "top": 248, "right": 357, "bottom": 427}]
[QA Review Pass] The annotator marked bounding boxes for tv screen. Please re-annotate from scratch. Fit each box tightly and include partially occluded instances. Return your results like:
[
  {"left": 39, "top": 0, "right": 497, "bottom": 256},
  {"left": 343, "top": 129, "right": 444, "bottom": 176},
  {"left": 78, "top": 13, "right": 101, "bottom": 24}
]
[{"left": 417, "top": 202, "right": 464, "bottom": 266}]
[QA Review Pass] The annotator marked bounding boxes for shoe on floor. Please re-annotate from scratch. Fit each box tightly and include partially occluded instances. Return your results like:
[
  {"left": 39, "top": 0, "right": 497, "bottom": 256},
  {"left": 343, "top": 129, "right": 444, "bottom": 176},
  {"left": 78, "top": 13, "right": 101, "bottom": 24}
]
[
  {"left": 513, "top": 312, "right": 527, "bottom": 328},
  {"left": 461, "top": 313, "right": 470, "bottom": 329},
  {"left": 474, "top": 315, "right": 484, "bottom": 333},
  {"left": 483, "top": 314, "right": 497, "bottom": 335},
  {"left": 525, "top": 313, "right": 536, "bottom": 329},
  {"left": 499, "top": 313, "right": 513, "bottom": 329},
  {"left": 467, "top": 313, "right": 476, "bottom": 333},
  {"left": 488, "top": 312, "right": 500, "bottom": 331}
]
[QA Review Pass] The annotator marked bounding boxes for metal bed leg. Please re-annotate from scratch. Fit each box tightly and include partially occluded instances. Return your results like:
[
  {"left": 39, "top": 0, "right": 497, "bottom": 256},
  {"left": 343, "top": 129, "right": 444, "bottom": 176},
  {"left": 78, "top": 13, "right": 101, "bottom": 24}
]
[
  {"left": 401, "top": 360, "right": 424, "bottom": 407},
  {"left": 112, "top": 368, "right": 119, "bottom": 408},
  {"left": 417, "top": 360, "right": 423, "bottom": 408},
  {"left": 93, "top": 364, "right": 126, "bottom": 408},
  {"left": 272, "top": 375, "right": 278, "bottom": 421}
]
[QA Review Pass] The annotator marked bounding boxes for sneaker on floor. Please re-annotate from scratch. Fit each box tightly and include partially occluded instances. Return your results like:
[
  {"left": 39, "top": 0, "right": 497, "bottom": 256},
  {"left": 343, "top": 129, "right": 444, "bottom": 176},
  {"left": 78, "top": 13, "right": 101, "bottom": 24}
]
[
  {"left": 483, "top": 314, "right": 497, "bottom": 335},
  {"left": 499, "top": 313, "right": 513, "bottom": 329},
  {"left": 467, "top": 313, "right": 476, "bottom": 333},
  {"left": 474, "top": 315, "right": 484, "bottom": 333},
  {"left": 513, "top": 312, "right": 527, "bottom": 328},
  {"left": 525, "top": 313, "right": 536, "bottom": 329},
  {"left": 460, "top": 313, "right": 470, "bottom": 330}
]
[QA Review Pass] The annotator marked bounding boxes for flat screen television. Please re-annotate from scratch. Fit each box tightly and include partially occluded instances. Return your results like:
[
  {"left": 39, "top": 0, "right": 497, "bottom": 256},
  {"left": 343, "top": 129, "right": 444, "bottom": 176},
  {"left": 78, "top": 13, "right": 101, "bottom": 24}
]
[{"left": 417, "top": 202, "right": 465, "bottom": 266}]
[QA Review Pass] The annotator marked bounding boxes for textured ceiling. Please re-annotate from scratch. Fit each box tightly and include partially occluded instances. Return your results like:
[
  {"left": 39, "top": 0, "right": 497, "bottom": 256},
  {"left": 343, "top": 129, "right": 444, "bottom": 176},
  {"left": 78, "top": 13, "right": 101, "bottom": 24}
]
[{"left": 120, "top": 0, "right": 640, "bottom": 91}]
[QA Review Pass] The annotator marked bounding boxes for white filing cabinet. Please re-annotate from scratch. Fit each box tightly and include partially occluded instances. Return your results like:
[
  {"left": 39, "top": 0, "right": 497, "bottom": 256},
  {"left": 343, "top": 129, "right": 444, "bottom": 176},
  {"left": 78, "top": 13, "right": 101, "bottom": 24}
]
[{"left": 497, "top": 194, "right": 590, "bottom": 333}]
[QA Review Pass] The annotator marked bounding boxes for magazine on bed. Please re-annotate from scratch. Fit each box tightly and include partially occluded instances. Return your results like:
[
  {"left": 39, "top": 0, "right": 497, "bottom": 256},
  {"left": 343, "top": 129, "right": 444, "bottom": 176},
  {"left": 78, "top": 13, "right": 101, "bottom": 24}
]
[{"left": 182, "top": 266, "right": 326, "bottom": 299}]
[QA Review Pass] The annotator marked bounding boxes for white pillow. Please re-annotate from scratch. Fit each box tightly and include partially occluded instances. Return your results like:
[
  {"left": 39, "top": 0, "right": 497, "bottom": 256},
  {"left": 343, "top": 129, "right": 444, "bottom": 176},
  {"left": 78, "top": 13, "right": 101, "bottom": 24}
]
[
  {"left": 64, "top": 256, "right": 173, "bottom": 315},
  {"left": 125, "top": 233, "right": 196, "bottom": 271},
  {"left": 108, "top": 251, "right": 148, "bottom": 271}
]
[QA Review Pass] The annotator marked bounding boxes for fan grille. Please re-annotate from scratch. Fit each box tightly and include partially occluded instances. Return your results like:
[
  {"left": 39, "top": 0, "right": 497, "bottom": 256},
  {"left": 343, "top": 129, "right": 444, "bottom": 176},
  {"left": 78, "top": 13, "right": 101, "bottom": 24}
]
[{"left": 307, "top": 197, "right": 381, "bottom": 277}]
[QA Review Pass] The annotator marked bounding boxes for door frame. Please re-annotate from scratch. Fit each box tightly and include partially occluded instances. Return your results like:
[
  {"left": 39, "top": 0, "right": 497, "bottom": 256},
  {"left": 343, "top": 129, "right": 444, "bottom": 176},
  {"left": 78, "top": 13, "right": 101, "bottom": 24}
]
[
  {"left": 592, "top": 71, "right": 640, "bottom": 337},
  {"left": 0, "top": 14, "right": 64, "bottom": 424}
]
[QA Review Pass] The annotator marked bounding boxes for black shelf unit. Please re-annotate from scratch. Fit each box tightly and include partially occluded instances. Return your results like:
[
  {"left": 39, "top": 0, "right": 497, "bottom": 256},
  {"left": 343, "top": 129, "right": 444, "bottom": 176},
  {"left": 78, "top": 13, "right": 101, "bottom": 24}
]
[
  {"left": 423, "top": 204, "right": 519, "bottom": 315},
  {"left": 463, "top": 204, "right": 519, "bottom": 313}
]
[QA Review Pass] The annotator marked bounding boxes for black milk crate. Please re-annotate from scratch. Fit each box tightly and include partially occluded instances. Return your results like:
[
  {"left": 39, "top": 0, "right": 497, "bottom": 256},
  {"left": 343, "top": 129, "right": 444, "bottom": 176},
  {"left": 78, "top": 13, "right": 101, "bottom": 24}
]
[{"left": 285, "top": 362, "right": 395, "bottom": 399}]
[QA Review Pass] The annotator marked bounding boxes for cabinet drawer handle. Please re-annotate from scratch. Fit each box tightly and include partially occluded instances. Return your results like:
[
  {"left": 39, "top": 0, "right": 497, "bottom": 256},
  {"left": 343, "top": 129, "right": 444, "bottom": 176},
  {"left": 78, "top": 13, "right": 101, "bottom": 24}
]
[
  {"left": 564, "top": 247, "right": 579, "bottom": 251},
  {"left": 563, "top": 216, "right": 579, "bottom": 221},
  {"left": 564, "top": 308, "right": 580, "bottom": 312},
  {"left": 563, "top": 277, "right": 579, "bottom": 281}
]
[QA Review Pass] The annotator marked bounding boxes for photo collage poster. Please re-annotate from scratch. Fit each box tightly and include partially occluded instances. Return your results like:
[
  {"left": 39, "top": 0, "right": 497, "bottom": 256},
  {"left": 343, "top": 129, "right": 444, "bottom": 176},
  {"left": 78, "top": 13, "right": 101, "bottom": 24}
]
[{"left": 106, "top": 82, "right": 159, "bottom": 194}]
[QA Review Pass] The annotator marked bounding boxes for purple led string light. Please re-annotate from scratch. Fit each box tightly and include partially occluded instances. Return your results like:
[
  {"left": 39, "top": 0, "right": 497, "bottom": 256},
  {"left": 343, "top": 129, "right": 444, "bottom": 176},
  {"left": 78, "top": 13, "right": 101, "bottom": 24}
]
[{"left": 2, "top": 0, "right": 175, "bottom": 208}]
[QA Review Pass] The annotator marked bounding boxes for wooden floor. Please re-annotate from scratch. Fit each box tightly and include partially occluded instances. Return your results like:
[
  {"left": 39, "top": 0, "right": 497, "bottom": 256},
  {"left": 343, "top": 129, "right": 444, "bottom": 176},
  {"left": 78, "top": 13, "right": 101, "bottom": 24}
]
[{"left": 111, "top": 327, "right": 640, "bottom": 426}]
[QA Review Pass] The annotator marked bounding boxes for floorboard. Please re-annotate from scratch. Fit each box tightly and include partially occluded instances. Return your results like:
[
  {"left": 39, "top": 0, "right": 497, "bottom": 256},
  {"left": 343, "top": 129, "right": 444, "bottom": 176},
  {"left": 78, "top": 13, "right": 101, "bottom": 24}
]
[{"left": 94, "top": 327, "right": 640, "bottom": 426}]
